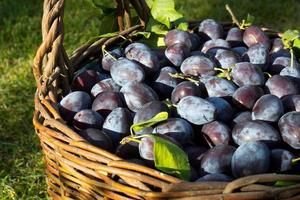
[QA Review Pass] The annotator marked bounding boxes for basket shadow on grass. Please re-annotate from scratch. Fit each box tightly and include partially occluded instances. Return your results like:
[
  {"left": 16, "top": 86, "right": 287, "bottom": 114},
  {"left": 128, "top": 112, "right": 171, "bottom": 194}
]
[{"left": 1, "top": 0, "right": 300, "bottom": 199}]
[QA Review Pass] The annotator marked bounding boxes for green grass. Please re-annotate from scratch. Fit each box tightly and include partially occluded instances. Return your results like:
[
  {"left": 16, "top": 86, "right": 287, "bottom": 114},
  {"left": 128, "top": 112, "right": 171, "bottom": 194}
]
[{"left": 0, "top": 0, "right": 299, "bottom": 199}]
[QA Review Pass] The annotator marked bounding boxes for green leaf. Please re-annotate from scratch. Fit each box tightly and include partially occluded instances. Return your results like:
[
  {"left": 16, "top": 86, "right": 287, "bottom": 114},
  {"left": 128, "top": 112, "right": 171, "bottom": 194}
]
[
  {"left": 146, "top": 17, "right": 169, "bottom": 35},
  {"left": 139, "top": 34, "right": 166, "bottom": 48},
  {"left": 151, "top": 135, "right": 191, "bottom": 180},
  {"left": 157, "top": 37, "right": 165, "bottom": 46},
  {"left": 244, "top": 13, "right": 255, "bottom": 26},
  {"left": 145, "top": 0, "right": 154, "bottom": 8},
  {"left": 275, "top": 181, "right": 298, "bottom": 187},
  {"left": 176, "top": 22, "right": 188, "bottom": 31},
  {"left": 293, "top": 38, "right": 300, "bottom": 49},
  {"left": 293, "top": 38, "right": 300, "bottom": 59},
  {"left": 282, "top": 30, "right": 299, "bottom": 42},
  {"left": 282, "top": 29, "right": 300, "bottom": 49},
  {"left": 151, "top": 0, "right": 183, "bottom": 28},
  {"left": 130, "top": 112, "right": 169, "bottom": 134}
]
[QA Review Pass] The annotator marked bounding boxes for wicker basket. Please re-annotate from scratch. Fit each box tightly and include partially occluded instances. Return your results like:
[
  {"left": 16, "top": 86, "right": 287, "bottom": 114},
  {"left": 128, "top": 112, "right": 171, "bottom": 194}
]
[{"left": 33, "top": 0, "right": 300, "bottom": 199}]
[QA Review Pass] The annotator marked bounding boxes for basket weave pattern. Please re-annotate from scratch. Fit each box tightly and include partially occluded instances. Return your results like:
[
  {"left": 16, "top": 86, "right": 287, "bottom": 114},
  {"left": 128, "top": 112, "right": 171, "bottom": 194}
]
[{"left": 33, "top": 0, "right": 300, "bottom": 199}]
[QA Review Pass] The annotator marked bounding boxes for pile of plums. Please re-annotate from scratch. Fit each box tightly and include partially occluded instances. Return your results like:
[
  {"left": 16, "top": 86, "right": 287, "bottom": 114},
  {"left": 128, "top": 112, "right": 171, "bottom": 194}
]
[{"left": 58, "top": 18, "right": 300, "bottom": 181}]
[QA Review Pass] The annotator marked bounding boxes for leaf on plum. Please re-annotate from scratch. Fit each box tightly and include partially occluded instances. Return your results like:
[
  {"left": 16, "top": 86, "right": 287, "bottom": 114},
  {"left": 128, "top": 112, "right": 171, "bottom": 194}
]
[
  {"left": 151, "top": 135, "right": 191, "bottom": 180},
  {"left": 130, "top": 112, "right": 169, "bottom": 134}
]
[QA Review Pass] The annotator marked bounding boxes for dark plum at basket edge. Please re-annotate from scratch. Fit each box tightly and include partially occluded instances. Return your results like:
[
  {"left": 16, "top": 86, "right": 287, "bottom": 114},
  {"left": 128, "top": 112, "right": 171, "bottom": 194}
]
[
  {"left": 232, "top": 85, "right": 264, "bottom": 109},
  {"left": 278, "top": 111, "right": 300, "bottom": 149},
  {"left": 232, "top": 120, "right": 281, "bottom": 145},
  {"left": 133, "top": 100, "right": 170, "bottom": 135},
  {"left": 243, "top": 26, "right": 270, "bottom": 49},
  {"left": 153, "top": 66, "right": 180, "bottom": 99},
  {"left": 282, "top": 95, "right": 300, "bottom": 112},
  {"left": 200, "top": 144, "right": 236, "bottom": 174},
  {"left": 265, "top": 75, "right": 298, "bottom": 98},
  {"left": 116, "top": 141, "right": 140, "bottom": 159},
  {"left": 125, "top": 42, "right": 160, "bottom": 74},
  {"left": 177, "top": 96, "right": 217, "bottom": 125},
  {"left": 231, "top": 141, "right": 270, "bottom": 178},
  {"left": 184, "top": 146, "right": 207, "bottom": 167},
  {"left": 201, "top": 121, "right": 231, "bottom": 146},
  {"left": 102, "top": 48, "right": 123, "bottom": 71},
  {"left": 165, "top": 43, "right": 190, "bottom": 67},
  {"left": 243, "top": 43, "right": 269, "bottom": 70},
  {"left": 91, "top": 78, "right": 120, "bottom": 98},
  {"left": 180, "top": 55, "right": 215, "bottom": 77},
  {"left": 200, "top": 76, "right": 237, "bottom": 97},
  {"left": 102, "top": 107, "right": 132, "bottom": 144},
  {"left": 198, "top": 19, "right": 223, "bottom": 40},
  {"left": 231, "top": 62, "right": 265, "bottom": 86},
  {"left": 206, "top": 97, "right": 233, "bottom": 122},
  {"left": 197, "top": 173, "right": 233, "bottom": 182},
  {"left": 59, "top": 91, "right": 92, "bottom": 122},
  {"left": 153, "top": 118, "right": 194, "bottom": 145},
  {"left": 171, "top": 81, "right": 203, "bottom": 104},
  {"left": 139, "top": 136, "right": 155, "bottom": 161},
  {"left": 252, "top": 94, "right": 284, "bottom": 122},
  {"left": 110, "top": 58, "right": 145, "bottom": 86},
  {"left": 164, "top": 29, "right": 192, "bottom": 49},
  {"left": 79, "top": 128, "right": 113, "bottom": 151},
  {"left": 270, "top": 149, "right": 295, "bottom": 173},
  {"left": 120, "top": 82, "right": 159, "bottom": 112},
  {"left": 92, "top": 91, "right": 123, "bottom": 117},
  {"left": 201, "top": 39, "right": 230, "bottom": 53},
  {"left": 71, "top": 69, "right": 101, "bottom": 93},
  {"left": 73, "top": 109, "right": 104, "bottom": 131}
]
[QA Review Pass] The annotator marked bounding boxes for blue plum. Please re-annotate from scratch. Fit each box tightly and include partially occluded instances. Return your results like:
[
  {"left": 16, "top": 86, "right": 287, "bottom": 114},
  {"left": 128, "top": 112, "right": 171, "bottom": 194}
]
[
  {"left": 231, "top": 141, "right": 270, "bottom": 177},
  {"left": 177, "top": 96, "right": 217, "bottom": 125},
  {"left": 110, "top": 58, "right": 145, "bottom": 86},
  {"left": 102, "top": 107, "right": 132, "bottom": 144},
  {"left": 120, "top": 82, "right": 159, "bottom": 112},
  {"left": 59, "top": 91, "right": 91, "bottom": 122}
]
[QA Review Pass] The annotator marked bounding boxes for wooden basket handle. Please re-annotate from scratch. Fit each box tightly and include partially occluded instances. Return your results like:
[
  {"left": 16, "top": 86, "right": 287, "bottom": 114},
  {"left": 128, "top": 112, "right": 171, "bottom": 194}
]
[{"left": 33, "top": 0, "right": 149, "bottom": 102}]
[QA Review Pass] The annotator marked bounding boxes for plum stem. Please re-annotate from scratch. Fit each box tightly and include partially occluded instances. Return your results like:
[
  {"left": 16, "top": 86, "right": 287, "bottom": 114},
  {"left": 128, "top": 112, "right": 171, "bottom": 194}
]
[
  {"left": 292, "top": 157, "right": 300, "bottom": 164},
  {"left": 264, "top": 72, "right": 272, "bottom": 78},
  {"left": 119, "top": 34, "right": 132, "bottom": 42},
  {"left": 163, "top": 98, "right": 177, "bottom": 108},
  {"left": 120, "top": 136, "right": 142, "bottom": 145},
  {"left": 120, "top": 134, "right": 155, "bottom": 145},
  {"left": 168, "top": 73, "right": 200, "bottom": 86},
  {"left": 101, "top": 45, "right": 117, "bottom": 61},
  {"left": 225, "top": 4, "right": 241, "bottom": 29},
  {"left": 215, "top": 67, "right": 232, "bottom": 80},
  {"left": 290, "top": 48, "right": 295, "bottom": 68}
]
